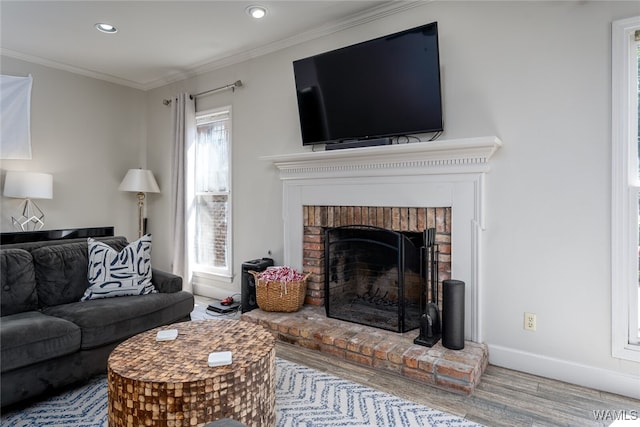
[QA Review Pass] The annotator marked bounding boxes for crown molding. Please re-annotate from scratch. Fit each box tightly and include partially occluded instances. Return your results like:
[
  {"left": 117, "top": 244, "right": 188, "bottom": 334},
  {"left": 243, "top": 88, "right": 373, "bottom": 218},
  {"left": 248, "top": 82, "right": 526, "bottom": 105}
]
[
  {"left": 140, "top": 1, "right": 427, "bottom": 90},
  {"left": 0, "top": 48, "right": 147, "bottom": 91},
  {"left": 1, "top": 2, "right": 427, "bottom": 91}
]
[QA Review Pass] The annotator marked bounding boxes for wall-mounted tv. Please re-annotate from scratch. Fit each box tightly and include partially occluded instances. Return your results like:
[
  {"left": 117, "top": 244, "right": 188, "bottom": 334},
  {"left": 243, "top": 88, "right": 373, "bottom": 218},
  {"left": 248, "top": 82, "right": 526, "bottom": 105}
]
[{"left": 293, "top": 21, "right": 443, "bottom": 148}]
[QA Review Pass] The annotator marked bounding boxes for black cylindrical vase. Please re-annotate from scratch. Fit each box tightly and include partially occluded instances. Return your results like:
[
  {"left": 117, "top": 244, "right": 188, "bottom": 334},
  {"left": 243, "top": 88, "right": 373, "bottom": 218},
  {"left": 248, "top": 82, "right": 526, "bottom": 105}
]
[{"left": 442, "top": 279, "right": 465, "bottom": 350}]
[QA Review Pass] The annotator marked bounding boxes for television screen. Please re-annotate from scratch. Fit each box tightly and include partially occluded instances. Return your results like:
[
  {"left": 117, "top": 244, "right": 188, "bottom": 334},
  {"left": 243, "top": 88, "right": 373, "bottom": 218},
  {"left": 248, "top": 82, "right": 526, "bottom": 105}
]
[{"left": 293, "top": 22, "right": 442, "bottom": 146}]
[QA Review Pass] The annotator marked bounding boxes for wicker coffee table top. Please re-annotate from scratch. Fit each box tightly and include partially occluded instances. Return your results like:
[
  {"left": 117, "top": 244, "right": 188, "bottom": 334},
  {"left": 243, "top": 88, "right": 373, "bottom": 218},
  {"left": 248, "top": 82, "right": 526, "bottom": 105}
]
[
  {"left": 107, "top": 319, "right": 276, "bottom": 427},
  {"left": 108, "top": 319, "right": 274, "bottom": 382}
]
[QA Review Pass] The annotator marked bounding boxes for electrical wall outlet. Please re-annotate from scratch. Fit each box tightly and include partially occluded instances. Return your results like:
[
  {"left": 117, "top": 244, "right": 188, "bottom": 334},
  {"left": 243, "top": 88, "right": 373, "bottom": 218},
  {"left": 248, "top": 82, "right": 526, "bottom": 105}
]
[{"left": 524, "top": 312, "right": 536, "bottom": 331}]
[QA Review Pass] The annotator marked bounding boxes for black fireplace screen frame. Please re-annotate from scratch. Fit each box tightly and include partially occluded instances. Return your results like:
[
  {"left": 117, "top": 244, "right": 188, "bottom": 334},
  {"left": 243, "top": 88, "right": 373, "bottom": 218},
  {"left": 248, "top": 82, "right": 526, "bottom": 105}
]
[{"left": 324, "top": 225, "right": 425, "bottom": 333}]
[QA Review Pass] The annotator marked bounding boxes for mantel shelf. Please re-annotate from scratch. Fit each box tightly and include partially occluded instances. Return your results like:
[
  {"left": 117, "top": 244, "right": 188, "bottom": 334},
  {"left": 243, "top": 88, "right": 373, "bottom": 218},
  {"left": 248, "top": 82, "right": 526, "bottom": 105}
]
[{"left": 262, "top": 136, "right": 502, "bottom": 179}]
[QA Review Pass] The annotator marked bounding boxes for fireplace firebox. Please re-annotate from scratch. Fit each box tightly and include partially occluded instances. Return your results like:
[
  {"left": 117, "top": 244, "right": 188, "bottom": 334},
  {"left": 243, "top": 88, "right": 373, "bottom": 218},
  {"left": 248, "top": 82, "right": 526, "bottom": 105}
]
[{"left": 324, "top": 225, "right": 425, "bottom": 333}]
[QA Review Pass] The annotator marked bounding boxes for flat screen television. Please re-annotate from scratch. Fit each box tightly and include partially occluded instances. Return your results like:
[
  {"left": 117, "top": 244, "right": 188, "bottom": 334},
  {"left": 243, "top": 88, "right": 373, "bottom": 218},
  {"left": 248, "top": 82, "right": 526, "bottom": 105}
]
[{"left": 293, "top": 21, "right": 442, "bottom": 147}]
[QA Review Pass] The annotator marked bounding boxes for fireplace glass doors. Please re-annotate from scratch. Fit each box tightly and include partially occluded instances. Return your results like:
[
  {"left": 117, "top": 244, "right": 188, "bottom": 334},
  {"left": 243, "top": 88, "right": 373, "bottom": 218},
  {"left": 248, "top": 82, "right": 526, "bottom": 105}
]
[{"left": 324, "top": 225, "right": 425, "bottom": 332}]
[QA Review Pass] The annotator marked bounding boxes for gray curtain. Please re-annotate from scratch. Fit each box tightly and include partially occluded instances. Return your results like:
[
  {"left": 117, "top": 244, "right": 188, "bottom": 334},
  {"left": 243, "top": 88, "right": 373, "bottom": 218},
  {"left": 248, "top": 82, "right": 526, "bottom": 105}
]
[{"left": 171, "top": 93, "right": 195, "bottom": 292}]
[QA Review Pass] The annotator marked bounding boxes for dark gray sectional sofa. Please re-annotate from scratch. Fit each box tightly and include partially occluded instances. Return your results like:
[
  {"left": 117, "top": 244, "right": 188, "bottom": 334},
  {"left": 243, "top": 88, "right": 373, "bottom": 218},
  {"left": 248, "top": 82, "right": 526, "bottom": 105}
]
[{"left": 0, "top": 236, "right": 195, "bottom": 407}]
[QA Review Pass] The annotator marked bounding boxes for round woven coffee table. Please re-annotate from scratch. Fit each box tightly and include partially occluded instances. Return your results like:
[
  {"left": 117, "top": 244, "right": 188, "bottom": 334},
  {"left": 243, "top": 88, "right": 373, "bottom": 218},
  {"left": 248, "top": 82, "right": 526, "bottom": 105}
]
[{"left": 107, "top": 319, "right": 276, "bottom": 427}]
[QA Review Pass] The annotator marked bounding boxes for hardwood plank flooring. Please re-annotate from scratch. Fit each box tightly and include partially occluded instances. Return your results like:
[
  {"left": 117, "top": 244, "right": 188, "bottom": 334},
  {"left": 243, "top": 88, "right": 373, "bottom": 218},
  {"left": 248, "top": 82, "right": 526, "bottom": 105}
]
[
  {"left": 275, "top": 341, "right": 639, "bottom": 427},
  {"left": 192, "top": 297, "right": 638, "bottom": 426}
]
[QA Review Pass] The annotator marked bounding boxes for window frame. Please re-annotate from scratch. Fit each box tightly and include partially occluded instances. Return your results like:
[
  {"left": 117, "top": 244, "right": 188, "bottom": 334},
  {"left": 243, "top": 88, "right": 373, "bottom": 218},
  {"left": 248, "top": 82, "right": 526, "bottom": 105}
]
[
  {"left": 189, "top": 106, "right": 233, "bottom": 282},
  {"left": 612, "top": 16, "right": 640, "bottom": 362}
]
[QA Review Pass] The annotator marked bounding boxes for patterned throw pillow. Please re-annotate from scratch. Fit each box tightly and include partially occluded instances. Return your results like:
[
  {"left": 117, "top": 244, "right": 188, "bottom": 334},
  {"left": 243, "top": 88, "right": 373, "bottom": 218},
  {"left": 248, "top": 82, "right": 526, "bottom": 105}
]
[{"left": 81, "top": 234, "right": 156, "bottom": 301}]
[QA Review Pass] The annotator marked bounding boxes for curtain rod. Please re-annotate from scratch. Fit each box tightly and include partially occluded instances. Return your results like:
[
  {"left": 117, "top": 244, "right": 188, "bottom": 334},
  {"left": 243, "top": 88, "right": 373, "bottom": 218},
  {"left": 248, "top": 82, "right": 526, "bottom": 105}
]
[
  {"left": 192, "top": 80, "right": 243, "bottom": 99},
  {"left": 162, "top": 80, "right": 243, "bottom": 105}
]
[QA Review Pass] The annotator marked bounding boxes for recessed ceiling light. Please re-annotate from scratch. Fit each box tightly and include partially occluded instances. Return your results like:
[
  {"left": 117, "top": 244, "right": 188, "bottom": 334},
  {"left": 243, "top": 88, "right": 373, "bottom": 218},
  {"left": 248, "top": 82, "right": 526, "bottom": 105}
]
[
  {"left": 95, "top": 23, "right": 117, "bottom": 34},
  {"left": 246, "top": 5, "right": 267, "bottom": 19}
]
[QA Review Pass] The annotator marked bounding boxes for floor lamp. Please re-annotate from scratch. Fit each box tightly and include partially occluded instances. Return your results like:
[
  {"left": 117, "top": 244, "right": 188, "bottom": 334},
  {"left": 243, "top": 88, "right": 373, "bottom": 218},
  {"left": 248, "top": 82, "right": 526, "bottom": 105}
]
[
  {"left": 3, "top": 171, "right": 53, "bottom": 231},
  {"left": 118, "top": 169, "right": 160, "bottom": 238}
]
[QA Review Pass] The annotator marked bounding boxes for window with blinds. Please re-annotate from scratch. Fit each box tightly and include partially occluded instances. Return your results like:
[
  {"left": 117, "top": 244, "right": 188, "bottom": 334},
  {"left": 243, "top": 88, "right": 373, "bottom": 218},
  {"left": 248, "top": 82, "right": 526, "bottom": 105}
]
[
  {"left": 192, "top": 107, "right": 232, "bottom": 278},
  {"left": 612, "top": 17, "right": 640, "bottom": 361}
]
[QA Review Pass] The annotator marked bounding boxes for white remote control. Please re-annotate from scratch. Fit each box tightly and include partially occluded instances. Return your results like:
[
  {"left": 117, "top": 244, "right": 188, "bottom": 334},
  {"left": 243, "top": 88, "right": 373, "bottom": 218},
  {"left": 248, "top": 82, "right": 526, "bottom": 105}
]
[
  {"left": 155, "top": 329, "right": 178, "bottom": 341},
  {"left": 208, "top": 351, "right": 232, "bottom": 367}
]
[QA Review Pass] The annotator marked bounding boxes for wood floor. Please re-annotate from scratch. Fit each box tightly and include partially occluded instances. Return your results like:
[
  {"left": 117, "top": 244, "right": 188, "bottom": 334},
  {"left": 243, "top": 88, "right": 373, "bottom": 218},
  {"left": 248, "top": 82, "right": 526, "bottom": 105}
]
[
  {"left": 275, "top": 341, "right": 639, "bottom": 427},
  {"left": 193, "top": 297, "right": 638, "bottom": 426}
]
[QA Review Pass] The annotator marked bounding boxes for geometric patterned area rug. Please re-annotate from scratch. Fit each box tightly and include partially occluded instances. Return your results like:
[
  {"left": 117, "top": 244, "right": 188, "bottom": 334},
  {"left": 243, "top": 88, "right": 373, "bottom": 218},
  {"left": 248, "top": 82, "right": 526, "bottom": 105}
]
[
  {"left": 1, "top": 374, "right": 108, "bottom": 427},
  {"left": 1, "top": 358, "right": 482, "bottom": 427},
  {"left": 276, "top": 358, "right": 482, "bottom": 427}
]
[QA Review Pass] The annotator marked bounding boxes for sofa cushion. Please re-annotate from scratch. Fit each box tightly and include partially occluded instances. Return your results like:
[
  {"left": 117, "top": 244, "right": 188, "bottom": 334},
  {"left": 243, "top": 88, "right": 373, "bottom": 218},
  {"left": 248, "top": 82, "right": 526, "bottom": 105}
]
[
  {"left": 81, "top": 234, "right": 156, "bottom": 300},
  {"left": 42, "top": 291, "right": 194, "bottom": 349},
  {"left": 31, "top": 241, "right": 92, "bottom": 307},
  {"left": 151, "top": 269, "right": 183, "bottom": 293},
  {"left": 31, "top": 238, "right": 128, "bottom": 307},
  {"left": 0, "top": 249, "right": 38, "bottom": 316},
  {"left": 0, "top": 311, "right": 81, "bottom": 372}
]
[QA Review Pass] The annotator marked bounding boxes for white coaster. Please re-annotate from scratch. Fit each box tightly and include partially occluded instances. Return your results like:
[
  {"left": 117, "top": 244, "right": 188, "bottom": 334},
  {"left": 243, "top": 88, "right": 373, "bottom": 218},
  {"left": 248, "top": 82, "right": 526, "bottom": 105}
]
[
  {"left": 155, "top": 329, "right": 178, "bottom": 341},
  {"left": 208, "top": 351, "right": 232, "bottom": 367}
]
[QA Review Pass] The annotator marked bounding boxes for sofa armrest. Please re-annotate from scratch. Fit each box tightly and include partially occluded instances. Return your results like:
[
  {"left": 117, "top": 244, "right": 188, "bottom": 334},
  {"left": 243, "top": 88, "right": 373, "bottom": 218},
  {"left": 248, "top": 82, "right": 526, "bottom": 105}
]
[{"left": 151, "top": 269, "right": 183, "bottom": 293}]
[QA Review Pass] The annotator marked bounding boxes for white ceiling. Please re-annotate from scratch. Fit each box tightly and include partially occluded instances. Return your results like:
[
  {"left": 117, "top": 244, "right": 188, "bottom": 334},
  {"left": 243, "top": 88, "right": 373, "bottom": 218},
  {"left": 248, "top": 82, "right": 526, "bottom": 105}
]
[{"left": 0, "top": 1, "right": 399, "bottom": 90}]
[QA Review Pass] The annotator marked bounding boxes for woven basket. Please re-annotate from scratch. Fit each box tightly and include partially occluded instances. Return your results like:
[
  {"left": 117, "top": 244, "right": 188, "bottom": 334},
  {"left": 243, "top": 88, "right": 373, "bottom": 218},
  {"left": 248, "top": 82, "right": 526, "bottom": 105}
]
[{"left": 249, "top": 271, "right": 311, "bottom": 312}]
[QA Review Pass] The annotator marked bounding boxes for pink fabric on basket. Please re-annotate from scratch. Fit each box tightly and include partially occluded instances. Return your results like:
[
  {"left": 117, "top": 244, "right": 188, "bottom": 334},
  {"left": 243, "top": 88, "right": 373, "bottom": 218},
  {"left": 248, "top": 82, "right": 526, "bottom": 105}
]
[{"left": 258, "top": 266, "right": 305, "bottom": 283}]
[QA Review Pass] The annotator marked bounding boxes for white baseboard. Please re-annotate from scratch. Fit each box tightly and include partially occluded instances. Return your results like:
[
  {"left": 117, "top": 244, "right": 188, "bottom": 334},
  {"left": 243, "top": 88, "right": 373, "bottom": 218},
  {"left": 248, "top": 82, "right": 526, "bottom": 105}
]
[
  {"left": 192, "top": 281, "right": 239, "bottom": 301},
  {"left": 488, "top": 344, "right": 640, "bottom": 399}
]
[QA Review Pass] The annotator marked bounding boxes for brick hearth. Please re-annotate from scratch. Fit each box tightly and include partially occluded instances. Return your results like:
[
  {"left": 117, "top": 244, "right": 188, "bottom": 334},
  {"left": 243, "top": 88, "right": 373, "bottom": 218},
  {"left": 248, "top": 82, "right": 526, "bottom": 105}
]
[{"left": 241, "top": 305, "right": 489, "bottom": 395}]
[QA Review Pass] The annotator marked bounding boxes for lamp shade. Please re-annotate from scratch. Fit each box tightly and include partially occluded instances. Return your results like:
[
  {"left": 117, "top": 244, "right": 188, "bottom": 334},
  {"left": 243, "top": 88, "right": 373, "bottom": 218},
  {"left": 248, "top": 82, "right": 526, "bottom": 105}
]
[
  {"left": 118, "top": 169, "right": 160, "bottom": 193},
  {"left": 3, "top": 171, "right": 53, "bottom": 199}
]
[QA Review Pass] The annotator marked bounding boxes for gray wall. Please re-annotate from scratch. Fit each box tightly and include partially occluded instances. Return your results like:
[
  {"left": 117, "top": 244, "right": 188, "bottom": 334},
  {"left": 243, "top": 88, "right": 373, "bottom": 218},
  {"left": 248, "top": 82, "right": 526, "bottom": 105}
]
[
  {"left": 146, "top": 1, "right": 640, "bottom": 396},
  {"left": 0, "top": 56, "right": 147, "bottom": 240},
  {"left": 1, "top": 1, "right": 638, "bottom": 397}
]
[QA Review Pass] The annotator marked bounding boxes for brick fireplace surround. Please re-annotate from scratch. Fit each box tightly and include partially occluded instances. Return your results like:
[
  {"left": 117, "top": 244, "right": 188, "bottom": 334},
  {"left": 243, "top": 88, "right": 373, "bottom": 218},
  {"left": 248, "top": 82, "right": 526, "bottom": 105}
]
[
  {"left": 301, "top": 205, "right": 452, "bottom": 307},
  {"left": 243, "top": 137, "right": 501, "bottom": 394}
]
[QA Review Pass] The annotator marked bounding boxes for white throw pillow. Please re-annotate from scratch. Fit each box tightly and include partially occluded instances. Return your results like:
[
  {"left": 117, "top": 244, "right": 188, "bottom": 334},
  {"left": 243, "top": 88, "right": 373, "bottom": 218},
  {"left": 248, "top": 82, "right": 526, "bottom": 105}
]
[{"left": 81, "top": 234, "right": 156, "bottom": 301}]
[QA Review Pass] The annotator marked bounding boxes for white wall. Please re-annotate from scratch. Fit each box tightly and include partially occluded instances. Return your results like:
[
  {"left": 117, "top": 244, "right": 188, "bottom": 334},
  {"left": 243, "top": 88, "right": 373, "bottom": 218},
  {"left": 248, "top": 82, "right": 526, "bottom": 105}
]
[
  {"left": 146, "top": 1, "right": 640, "bottom": 397},
  {"left": 2, "top": 0, "right": 636, "bottom": 398},
  {"left": 0, "top": 56, "right": 147, "bottom": 241}
]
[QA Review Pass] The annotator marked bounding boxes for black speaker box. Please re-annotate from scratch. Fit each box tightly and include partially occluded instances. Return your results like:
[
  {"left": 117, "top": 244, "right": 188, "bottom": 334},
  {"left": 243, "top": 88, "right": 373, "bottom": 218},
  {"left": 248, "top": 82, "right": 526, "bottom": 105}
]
[
  {"left": 442, "top": 279, "right": 465, "bottom": 350},
  {"left": 241, "top": 258, "right": 274, "bottom": 313}
]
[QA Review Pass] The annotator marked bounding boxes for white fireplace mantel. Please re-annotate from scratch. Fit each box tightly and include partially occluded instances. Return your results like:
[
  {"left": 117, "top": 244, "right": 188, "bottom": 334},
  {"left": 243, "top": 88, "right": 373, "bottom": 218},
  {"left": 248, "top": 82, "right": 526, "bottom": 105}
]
[
  {"left": 263, "top": 136, "right": 502, "bottom": 343},
  {"left": 262, "top": 136, "right": 502, "bottom": 180}
]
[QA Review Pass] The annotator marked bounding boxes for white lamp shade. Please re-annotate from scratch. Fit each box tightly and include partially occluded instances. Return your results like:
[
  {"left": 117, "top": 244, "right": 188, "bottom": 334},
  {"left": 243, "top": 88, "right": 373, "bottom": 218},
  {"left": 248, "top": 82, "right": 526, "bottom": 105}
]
[
  {"left": 3, "top": 171, "right": 53, "bottom": 199},
  {"left": 118, "top": 169, "right": 160, "bottom": 193}
]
